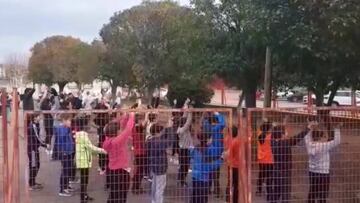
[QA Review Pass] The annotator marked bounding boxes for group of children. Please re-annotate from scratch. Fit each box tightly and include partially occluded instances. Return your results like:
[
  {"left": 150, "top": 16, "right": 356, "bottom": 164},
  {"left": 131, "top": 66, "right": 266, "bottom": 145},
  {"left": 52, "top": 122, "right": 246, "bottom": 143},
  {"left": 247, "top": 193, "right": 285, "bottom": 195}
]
[
  {"left": 26, "top": 101, "right": 235, "bottom": 203},
  {"left": 256, "top": 117, "right": 341, "bottom": 203}
]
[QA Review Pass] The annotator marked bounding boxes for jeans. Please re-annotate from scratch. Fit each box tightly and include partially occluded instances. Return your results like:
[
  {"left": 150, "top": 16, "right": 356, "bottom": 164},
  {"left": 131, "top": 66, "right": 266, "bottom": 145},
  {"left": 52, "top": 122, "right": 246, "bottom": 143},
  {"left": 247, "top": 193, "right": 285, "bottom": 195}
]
[
  {"left": 28, "top": 150, "right": 40, "bottom": 186},
  {"left": 210, "top": 168, "right": 221, "bottom": 193},
  {"left": 107, "top": 169, "right": 130, "bottom": 203},
  {"left": 151, "top": 172, "right": 167, "bottom": 203},
  {"left": 308, "top": 172, "right": 330, "bottom": 203},
  {"left": 60, "top": 154, "right": 73, "bottom": 192},
  {"left": 178, "top": 148, "right": 190, "bottom": 185},
  {"left": 192, "top": 179, "right": 210, "bottom": 203}
]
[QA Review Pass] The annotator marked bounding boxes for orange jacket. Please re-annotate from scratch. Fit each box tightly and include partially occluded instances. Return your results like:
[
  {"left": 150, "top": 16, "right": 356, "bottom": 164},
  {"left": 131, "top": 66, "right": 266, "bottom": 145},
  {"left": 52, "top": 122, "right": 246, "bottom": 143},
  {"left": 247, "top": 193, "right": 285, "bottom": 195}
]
[
  {"left": 257, "top": 131, "right": 273, "bottom": 164},
  {"left": 224, "top": 135, "right": 241, "bottom": 168}
]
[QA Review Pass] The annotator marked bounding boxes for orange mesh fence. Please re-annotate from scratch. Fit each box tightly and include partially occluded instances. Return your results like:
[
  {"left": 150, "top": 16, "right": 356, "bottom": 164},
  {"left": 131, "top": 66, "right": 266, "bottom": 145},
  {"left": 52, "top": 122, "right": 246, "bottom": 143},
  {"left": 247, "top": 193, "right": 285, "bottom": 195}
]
[
  {"left": 247, "top": 107, "right": 360, "bottom": 203},
  {"left": 23, "top": 108, "right": 234, "bottom": 203}
]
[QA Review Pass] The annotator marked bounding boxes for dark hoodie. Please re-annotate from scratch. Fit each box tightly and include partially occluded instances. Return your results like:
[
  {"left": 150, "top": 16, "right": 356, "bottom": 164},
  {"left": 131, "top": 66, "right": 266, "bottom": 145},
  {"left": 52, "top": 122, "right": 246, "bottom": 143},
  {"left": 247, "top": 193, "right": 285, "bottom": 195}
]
[{"left": 23, "top": 88, "right": 35, "bottom": 111}]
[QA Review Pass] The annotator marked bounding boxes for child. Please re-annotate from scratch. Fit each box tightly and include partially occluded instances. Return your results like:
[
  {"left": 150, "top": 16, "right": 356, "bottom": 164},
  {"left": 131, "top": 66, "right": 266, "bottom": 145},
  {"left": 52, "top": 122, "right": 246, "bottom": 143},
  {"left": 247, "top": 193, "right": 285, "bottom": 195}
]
[
  {"left": 191, "top": 132, "right": 223, "bottom": 203},
  {"left": 146, "top": 122, "right": 178, "bottom": 203},
  {"left": 202, "top": 112, "right": 226, "bottom": 198},
  {"left": 54, "top": 113, "right": 75, "bottom": 197},
  {"left": 27, "top": 113, "right": 48, "bottom": 191},
  {"left": 132, "top": 113, "right": 148, "bottom": 194},
  {"left": 305, "top": 124, "right": 341, "bottom": 203},
  {"left": 103, "top": 112, "right": 135, "bottom": 203},
  {"left": 256, "top": 122, "right": 273, "bottom": 197},
  {"left": 224, "top": 126, "right": 241, "bottom": 203},
  {"left": 270, "top": 124, "right": 310, "bottom": 203},
  {"left": 75, "top": 117, "right": 107, "bottom": 203},
  {"left": 177, "top": 101, "right": 193, "bottom": 187}
]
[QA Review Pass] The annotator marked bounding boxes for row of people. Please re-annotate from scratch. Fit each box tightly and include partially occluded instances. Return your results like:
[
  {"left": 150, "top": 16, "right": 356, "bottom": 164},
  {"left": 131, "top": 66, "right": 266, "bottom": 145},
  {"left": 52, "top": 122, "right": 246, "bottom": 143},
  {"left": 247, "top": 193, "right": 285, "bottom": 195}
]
[
  {"left": 256, "top": 119, "right": 341, "bottom": 203},
  {"left": 27, "top": 103, "right": 234, "bottom": 203}
]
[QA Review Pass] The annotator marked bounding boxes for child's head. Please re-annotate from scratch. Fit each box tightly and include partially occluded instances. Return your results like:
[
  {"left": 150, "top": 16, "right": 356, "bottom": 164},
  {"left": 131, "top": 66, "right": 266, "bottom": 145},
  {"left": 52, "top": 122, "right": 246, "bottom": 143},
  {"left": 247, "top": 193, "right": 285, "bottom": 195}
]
[
  {"left": 60, "top": 113, "right": 73, "bottom": 127},
  {"left": 311, "top": 125, "right": 325, "bottom": 142},
  {"left": 272, "top": 125, "right": 285, "bottom": 140},
  {"left": 149, "top": 113, "right": 157, "bottom": 123},
  {"left": 150, "top": 124, "right": 164, "bottom": 137},
  {"left": 73, "top": 116, "right": 89, "bottom": 131},
  {"left": 232, "top": 126, "right": 238, "bottom": 138},
  {"left": 104, "top": 122, "right": 120, "bottom": 137},
  {"left": 260, "top": 122, "right": 272, "bottom": 133},
  {"left": 28, "top": 113, "right": 41, "bottom": 124}
]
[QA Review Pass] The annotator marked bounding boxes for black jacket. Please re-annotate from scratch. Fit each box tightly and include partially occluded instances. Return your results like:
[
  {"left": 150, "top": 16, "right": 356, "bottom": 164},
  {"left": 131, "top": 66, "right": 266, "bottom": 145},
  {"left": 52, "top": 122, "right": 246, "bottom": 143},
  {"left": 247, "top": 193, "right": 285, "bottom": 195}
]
[
  {"left": 27, "top": 122, "right": 46, "bottom": 152},
  {"left": 23, "top": 88, "right": 35, "bottom": 111}
]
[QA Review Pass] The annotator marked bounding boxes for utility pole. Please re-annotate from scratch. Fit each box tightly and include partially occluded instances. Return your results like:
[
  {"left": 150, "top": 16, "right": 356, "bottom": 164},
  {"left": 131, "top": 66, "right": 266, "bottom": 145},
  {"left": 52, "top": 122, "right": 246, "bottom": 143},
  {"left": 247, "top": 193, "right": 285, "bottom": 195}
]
[{"left": 264, "top": 46, "right": 272, "bottom": 108}]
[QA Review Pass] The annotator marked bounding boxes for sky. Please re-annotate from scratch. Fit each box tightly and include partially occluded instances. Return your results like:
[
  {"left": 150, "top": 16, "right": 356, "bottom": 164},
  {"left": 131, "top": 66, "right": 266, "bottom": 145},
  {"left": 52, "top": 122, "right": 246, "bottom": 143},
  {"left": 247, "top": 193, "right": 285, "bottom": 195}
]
[{"left": 0, "top": 0, "right": 189, "bottom": 63}]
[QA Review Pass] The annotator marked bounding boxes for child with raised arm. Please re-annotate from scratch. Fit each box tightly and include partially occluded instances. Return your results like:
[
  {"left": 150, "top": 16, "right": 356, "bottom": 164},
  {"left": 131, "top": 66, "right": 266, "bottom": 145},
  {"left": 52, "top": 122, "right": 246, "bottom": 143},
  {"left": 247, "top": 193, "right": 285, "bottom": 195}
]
[
  {"left": 305, "top": 124, "right": 341, "bottom": 203},
  {"left": 103, "top": 112, "right": 135, "bottom": 203},
  {"left": 191, "top": 132, "right": 223, "bottom": 203},
  {"left": 146, "top": 121, "right": 178, "bottom": 203},
  {"left": 270, "top": 123, "right": 310, "bottom": 203},
  {"left": 75, "top": 117, "right": 107, "bottom": 203},
  {"left": 177, "top": 99, "right": 193, "bottom": 187},
  {"left": 256, "top": 121, "right": 273, "bottom": 197},
  {"left": 202, "top": 112, "right": 226, "bottom": 198}
]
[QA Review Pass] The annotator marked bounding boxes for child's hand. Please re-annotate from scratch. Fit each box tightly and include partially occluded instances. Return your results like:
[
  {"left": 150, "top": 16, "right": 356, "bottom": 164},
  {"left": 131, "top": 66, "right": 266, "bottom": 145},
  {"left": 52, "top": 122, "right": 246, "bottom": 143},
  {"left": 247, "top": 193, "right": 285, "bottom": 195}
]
[{"left": 221, "top": 150, "right": 229, "bottom": 160}]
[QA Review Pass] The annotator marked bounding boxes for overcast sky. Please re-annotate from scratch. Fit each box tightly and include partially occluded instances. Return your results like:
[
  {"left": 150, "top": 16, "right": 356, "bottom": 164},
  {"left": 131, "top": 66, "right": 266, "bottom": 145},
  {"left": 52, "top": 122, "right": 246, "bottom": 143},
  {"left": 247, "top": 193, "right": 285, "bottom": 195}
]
[{"left": 0, "top": 0, "right": 189, "bottom": 63}]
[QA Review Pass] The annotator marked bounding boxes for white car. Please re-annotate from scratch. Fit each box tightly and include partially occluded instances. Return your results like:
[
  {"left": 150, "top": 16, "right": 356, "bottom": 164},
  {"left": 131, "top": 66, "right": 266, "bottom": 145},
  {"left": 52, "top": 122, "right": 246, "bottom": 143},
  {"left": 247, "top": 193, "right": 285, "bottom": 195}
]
[
  {"left": 324, "top": 90, "right": 360, "bottom": 106},
  {"left": 303, "top": 94, "right": 316, "bottom": 104}
]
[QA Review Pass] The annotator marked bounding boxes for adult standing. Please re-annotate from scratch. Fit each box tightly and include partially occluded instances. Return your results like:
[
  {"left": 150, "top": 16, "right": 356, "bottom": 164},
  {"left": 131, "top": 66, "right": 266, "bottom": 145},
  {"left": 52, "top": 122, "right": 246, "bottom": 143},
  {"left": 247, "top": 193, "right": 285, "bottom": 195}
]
[{"left": 23, "top": 88, "right": 35, "bottom": 111}]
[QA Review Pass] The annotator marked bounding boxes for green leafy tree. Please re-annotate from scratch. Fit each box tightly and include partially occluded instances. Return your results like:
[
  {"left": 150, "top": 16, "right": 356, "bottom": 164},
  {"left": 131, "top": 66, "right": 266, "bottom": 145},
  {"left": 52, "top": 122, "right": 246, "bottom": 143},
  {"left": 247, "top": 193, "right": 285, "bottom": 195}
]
[
  {"left": 275, "top": 0, "right": 360, "bottom": 106},
  {"left": 100, "top": 1, "right": 212, "bottom": 104},
  {"left": 28, "top": 35, "right": 91, "bottom": 92}
]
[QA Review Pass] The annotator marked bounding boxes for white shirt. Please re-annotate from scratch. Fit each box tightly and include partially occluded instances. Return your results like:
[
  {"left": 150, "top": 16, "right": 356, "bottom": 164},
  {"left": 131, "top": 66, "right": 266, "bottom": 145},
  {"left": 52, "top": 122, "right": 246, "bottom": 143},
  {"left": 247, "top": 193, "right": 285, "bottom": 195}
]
[
  {"left": 305, "top": 129, "right": 341, "bottom": 174},
  {"left": 177, "top": 113, "right": 193, "bottom": 149}
]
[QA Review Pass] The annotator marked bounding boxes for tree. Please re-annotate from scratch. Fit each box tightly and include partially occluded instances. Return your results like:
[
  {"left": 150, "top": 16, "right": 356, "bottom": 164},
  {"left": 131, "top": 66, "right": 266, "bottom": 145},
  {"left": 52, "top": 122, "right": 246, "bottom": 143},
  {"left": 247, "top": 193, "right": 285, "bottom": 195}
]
[
  {"left": 191, "top": 0, "right": 273, "bottom": 107},
  {"left": 28, "top": 35, "right": 93, "bottom": 92},
  {"left": 275, "top": 0, "right": 360, "bottom": 106},
  {"left": 100, "top": 1, "right": 211, "bottom": 103},
  {"left": 3, "top": 53, "right": 29, "bottom": 87}
]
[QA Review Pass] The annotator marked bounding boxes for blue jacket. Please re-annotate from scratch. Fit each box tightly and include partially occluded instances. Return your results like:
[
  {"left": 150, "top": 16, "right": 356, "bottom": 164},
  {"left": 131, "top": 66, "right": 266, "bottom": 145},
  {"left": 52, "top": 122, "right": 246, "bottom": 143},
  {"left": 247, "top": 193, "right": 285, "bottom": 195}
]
[
  {"left": 54, "top": 125, "right": 75, "bottom": 156},
  {"left": 190, "top": 147, "right": 223, "bottom": 182},
  {"left": 203, "top": 114, "right": 226, "bottom": 158}
]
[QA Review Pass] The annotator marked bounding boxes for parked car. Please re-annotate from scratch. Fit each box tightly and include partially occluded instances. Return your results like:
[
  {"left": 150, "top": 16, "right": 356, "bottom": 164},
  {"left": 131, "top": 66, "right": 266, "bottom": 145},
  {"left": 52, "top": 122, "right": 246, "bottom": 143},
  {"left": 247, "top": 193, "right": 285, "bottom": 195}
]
[
  {"left": 324, "top": 90, "right": 360, "bottom": 106},
  {"left": 287, "top": 91, "right": 306, "bottom": 103},
  {"left": 303, "top": 94, "right": 316, "bottom": 104}
]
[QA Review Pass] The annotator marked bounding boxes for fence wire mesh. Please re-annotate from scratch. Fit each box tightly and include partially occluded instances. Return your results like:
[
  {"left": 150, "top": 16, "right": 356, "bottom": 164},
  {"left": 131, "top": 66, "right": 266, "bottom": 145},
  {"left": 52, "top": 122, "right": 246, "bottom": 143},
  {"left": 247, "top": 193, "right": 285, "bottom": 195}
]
[
  {"left": 248, "top": 108, "right": 360, "bottom": 203},
  {"left": 24, "top": 108, "right": 233, "bottom": 203}
]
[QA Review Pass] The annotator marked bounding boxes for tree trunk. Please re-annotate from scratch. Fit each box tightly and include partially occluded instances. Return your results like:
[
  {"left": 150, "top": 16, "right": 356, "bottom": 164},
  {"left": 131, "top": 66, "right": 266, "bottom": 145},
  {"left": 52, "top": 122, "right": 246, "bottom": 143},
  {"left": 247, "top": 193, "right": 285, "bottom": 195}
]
[
  {"left": 111, "top": 83, "right": 118, "bottom": 106},
  {"left": 315, "top": 92, "right": 324, "bottom": 107},
  {"left": 244, "top": 86, "right": 257, "bottom": 108},
  {"left": 58, "top": 81, "right": 67, "bottom": 93},
  {"left": 326, "top": 82, "right": 340, "bottom": 106},
  {"left": 237, "top": 91, "right": 245, "bottom": 108},
  {"left": 264, "top": 47, "right": 272, "bottom": 108}
]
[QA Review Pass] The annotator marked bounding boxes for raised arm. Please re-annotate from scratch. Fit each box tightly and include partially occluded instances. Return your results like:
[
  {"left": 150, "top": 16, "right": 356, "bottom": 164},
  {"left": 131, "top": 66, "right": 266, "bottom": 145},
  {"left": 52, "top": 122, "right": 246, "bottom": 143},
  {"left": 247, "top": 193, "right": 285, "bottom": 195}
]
[
  {"left": 305, "top": 129, "right": 341, "bottom": 156},
  {"left": 112, "top": 113, "right": 135, "bottom": 144},
  {"left": 178, "top": 112, "right": 192, "bottom": 135},
  {"left": 287, "top": 128, "right": 310, "bottom": 146}
]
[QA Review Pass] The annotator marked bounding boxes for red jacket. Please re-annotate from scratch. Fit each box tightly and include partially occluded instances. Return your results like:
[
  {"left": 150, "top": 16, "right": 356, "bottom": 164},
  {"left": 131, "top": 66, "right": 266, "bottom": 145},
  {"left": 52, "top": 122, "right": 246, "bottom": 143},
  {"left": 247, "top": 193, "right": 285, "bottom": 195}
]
[{"left": 132, "top": 124, "right": 146, "bottom": 156}]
